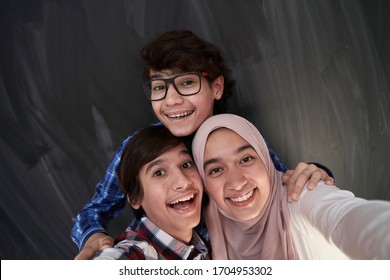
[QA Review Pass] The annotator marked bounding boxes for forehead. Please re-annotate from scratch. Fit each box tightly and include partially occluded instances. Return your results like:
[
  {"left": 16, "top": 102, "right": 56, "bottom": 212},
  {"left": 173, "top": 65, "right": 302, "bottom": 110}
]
[
  {"left": 207, "top": 128, "right": 245, "bottom": 143},
  {"left": 205, "top": 128, "right": 250, "bottom": 154},
  {"left": 142, "top": 143, "right": 190, "bottom": 171},
  {"left": 150, "top": 69, "right": 181, "bottom": 78}
]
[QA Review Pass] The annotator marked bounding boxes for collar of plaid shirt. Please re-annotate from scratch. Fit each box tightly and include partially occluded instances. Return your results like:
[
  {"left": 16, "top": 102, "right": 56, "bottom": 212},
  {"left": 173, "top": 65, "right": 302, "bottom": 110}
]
[{"left": 117, "top": 217, "right": 209, "bottom": 260}]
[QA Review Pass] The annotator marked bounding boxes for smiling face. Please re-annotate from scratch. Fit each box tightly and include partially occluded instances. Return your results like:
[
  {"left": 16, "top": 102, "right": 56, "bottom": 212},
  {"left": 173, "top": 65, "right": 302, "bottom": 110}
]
[
  {"left": 132, "top": 143, "right": 203, "bottom": 243},
  {"left": 150, "top": 69, "right": 224, "bottom": 137},
  {"left": 203, "top": 128, "right": 271, "bottom": 221}
]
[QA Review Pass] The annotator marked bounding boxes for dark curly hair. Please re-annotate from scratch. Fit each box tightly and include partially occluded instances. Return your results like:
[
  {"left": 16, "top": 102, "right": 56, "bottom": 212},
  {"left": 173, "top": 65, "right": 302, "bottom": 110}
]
[{"left": 141, "top": 30, "right": 235, "bottom": 114}]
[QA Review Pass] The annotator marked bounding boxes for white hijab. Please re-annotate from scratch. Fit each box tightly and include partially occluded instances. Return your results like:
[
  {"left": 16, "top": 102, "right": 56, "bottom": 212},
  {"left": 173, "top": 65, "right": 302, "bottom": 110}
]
[{"left": 192, "top": 114, "right": 297, "bottom": 259}]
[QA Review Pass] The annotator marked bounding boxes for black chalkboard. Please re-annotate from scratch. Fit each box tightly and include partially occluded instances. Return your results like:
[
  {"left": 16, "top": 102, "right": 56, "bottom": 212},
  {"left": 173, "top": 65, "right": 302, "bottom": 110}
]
[{"left": 0, "top": 0, "right": 389, "bottom": 259}]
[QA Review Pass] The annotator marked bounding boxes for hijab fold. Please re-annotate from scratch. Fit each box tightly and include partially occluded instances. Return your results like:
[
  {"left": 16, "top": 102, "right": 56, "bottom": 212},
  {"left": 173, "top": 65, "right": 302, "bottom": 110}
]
[{"left": 192, "top": 114, "right": 297, "bottom": 260}]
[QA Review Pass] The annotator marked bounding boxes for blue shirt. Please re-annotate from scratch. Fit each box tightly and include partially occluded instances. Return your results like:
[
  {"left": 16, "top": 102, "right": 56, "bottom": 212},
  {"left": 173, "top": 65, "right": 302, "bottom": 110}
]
[{"left": 70, "top": 123, "right": 287, "bottom": 250}]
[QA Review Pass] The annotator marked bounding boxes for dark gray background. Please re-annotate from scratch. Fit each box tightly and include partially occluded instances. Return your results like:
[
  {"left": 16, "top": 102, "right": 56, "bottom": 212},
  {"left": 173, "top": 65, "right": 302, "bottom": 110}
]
[{"left": 1, "top": 0, "right": 389, "bottom": 259}]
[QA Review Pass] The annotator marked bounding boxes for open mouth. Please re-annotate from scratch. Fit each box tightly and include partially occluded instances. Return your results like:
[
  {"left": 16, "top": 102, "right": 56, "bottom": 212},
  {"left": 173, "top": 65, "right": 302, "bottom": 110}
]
[
  {"left": 168, "top": 193, "right": 197, "bottom": 210},
  {"left": 166, "top": 110, "right": 194, "bottom": 120},
  {"left": 228, "top": 189, "right": 255, "bottom": 203}
]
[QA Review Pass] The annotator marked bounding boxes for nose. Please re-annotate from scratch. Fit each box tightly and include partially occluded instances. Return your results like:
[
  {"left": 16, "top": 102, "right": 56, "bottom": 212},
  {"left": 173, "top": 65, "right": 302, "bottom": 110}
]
[
  {"left": 226, "top": 168, "right": 247, "bottom": 191},
  {"left": 165, "top": 83, "right": 184, "bottom": 105},
  {"left": 171, "top": 168, "right": 192, "bottom": 190}
]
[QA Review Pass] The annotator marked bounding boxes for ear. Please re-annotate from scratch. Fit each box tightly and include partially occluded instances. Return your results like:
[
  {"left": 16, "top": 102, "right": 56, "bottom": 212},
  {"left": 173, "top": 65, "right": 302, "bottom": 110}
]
[
  {"left": 212, "top": 75, "right": 224, "bottom": 101},
  {"left": 128, "top": 195, "right": 141, "bottom": 209}
]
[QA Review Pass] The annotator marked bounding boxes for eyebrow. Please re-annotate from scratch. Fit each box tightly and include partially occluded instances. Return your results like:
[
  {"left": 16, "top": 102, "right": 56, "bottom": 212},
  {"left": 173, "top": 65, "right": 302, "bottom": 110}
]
[
  {"left": 149, "top": 71, "right": 176, "bottom": 80},
  {"left": 145, "top": 159, "right": 163, "bottom": 173},
  {"left": 149, "top": 74, "right": 164, "bottom": 80},
  {"left": 203, "top": 144, "right": 254, "bottom": 169},
  {"left": 145, "top": 149, "right": 190, "bottom": 173}
]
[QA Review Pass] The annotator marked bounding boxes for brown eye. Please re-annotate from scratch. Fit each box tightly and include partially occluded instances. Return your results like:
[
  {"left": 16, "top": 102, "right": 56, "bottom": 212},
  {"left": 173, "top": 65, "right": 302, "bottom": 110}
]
[
  {"left": 153, "top": 170, "right": 165, "bottom": 177},
  {"left": 182, "top": 161, "right": 193, "bottom": 169},
  {"left": 240, "top": 156, "right": 254, "bottom": 164},
  {"left": 209, "top": 167, "right": 222, "bottom": 175}
]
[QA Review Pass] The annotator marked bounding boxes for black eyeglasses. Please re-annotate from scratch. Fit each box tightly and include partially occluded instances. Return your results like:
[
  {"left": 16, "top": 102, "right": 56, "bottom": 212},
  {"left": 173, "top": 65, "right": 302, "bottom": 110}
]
[{"left": 143, "top": 72, "right": 209, "bottom": 101}]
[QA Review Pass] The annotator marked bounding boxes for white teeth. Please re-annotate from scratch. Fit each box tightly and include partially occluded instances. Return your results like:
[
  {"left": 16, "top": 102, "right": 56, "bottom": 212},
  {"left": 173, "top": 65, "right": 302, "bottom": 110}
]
[
  {"left": 230, "top": 190, "right": 254, "bottom": 203},
  {"left": 169, "top": 193, "right": 195, "bottom": 205},
  {"left": 168, "top": 111, "right": 193, "bottom": 119}
]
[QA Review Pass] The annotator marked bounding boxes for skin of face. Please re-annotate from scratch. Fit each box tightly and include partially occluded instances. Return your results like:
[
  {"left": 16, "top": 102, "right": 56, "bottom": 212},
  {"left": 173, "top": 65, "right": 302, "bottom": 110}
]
[
  {"left": 203, "top": 128, "right": 271, "bottom": 221},
  {"left": 150, "top": 69, "right": 224, "bottom": 137},
  {"left": 132, "top": 143, "right": 203, "bottom": 243}
]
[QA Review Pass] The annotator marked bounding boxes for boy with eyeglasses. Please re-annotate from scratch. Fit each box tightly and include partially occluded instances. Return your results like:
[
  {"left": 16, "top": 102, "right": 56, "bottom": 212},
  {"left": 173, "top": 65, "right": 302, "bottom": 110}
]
[{"left": 72, "top": 30, "right": 334, "bottom": 259}]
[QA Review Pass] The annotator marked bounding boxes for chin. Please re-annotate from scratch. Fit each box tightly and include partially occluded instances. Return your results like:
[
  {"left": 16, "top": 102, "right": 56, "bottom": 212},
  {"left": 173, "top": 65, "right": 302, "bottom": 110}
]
[
  {"left": 235, "top": 210, "right": 262, "bottom": 221},
  {"left": 171, "top": 128, "right": 195, "bottom": 137},
  {"left": 178, "top": 219, "right": 200, "bottom": 230}
]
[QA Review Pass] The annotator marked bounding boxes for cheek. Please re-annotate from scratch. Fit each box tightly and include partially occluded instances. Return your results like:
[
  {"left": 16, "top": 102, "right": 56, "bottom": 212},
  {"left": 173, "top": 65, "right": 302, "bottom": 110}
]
[
  {"left": 259, "top": 170, "right": 271, "bottom": 188},
  {"left": 258, "top": 172, "right": 271, "bottom": 202},
  {"left": 205, "top": 181, "right": 223, "bottom": 201},
  {"left": 151, "top": 102, "right": 160, "bottom": 113},
  {"left": 190, "top": 173, "right": 203, "bottom": 187},
  {"left": 194, "top": 94, "right": 214, "bottom": 115}
]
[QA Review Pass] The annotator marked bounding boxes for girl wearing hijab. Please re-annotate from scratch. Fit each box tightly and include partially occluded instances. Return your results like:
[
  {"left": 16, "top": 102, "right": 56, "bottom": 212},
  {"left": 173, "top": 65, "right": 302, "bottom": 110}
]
[{"left": 192, "top": 113, "right": 390, "bottom": 259}]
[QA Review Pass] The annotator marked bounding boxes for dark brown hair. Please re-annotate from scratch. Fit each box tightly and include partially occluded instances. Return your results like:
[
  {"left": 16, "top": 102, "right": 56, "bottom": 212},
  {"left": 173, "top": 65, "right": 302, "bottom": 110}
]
[
  {"left": 118, "top": 125, "right": 187, "bottom": 219},
  {"left": 141, "top": 30, "right": 235, "bottom": 114}
]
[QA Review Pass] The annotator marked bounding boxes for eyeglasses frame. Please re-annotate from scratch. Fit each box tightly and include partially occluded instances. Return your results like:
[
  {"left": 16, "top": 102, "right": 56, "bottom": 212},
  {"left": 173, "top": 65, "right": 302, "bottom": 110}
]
[{"left": 143, "top": 72, "right": 209, "bottom": 101}]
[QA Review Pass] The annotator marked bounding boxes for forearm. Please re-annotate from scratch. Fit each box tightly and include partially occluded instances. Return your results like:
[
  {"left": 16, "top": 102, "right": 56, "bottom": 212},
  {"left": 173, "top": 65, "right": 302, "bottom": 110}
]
[
  {"left": 71, "top": 139, "right": 129, "bottom": 249},
  {"left": 297, "top": 183, "right": 390, "bottom": 259},
  {"left": 331, "top": 200, "right": 390, "bottom": 259},
  {"left": 71, "top": 193, "right": 126, "bottom": 250}
]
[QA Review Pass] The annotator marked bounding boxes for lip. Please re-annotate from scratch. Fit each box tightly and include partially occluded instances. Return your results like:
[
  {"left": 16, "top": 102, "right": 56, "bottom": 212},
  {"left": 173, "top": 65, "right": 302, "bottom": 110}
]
[
  {"left": 168, "top": 190, "right": 197, "bottom": 205},
  {"left": 167, "top": 190, "right": 200, "bottom": 213},
  {"left": 226, "top": 188, "right": 257, "bottom": 207},
  {"left": 164, "top": 110, "right": 194, "bottom": 121}
]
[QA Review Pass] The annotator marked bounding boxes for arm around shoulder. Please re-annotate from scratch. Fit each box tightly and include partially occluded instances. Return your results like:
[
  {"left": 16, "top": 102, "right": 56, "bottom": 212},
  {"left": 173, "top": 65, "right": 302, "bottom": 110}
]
[{"left": 71, "top": 135, "right": 133, "bottom": 250}]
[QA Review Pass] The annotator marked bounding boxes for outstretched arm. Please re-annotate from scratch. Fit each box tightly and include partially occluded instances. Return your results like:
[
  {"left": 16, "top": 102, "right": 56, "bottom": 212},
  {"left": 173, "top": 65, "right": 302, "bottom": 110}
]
[
  {"left": 330, "top": 198, "right": 390, "bottom": 259},
  {"left": 295, "top": 183, "right": 390, "bottom": 259}
]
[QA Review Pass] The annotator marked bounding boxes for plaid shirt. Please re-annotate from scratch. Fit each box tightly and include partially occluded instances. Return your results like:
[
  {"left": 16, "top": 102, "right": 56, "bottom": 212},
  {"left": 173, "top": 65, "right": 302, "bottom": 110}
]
[
  {"left": 71, "top": 123, "right": 288, "bottom": 250},
  {"left": 93, "top": 217, "right": 209, "bottom": 260}
]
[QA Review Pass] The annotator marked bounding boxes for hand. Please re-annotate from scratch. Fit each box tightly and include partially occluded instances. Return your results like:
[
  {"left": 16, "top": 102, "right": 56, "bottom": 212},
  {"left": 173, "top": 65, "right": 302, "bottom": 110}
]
[
  {"left": 282, "top": 162, "right": 334, "bottom": 202},
  {"left": 74, "top": 232, "right": 114, "bottom": 260}
]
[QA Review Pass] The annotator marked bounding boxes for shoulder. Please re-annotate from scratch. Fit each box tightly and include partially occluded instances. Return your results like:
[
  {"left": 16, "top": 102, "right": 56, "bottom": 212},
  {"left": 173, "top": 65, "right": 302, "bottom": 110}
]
[
  {"left": 114, "top": 239, "right": 160, "bottom": 260},
  {"left": 112, "top": 219, "right": 162, "bottom": 260},
  {"left": 93, "top": 239, "right": 158, "bottom": 260},
  {"left": 287, "top": 182, "right": 352, "bottom": 259},
  {"left": 288, "top": 181, "right": 359, "bottom": 237},
  {"left": 289, "top": 181, "right": 360, "bottom": 242},
  {"left": 291, "top": 181, "right": 356, "bottom": 215},
  {"left": 118, "top": 122, "right": 163, "bottom": 152}
]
